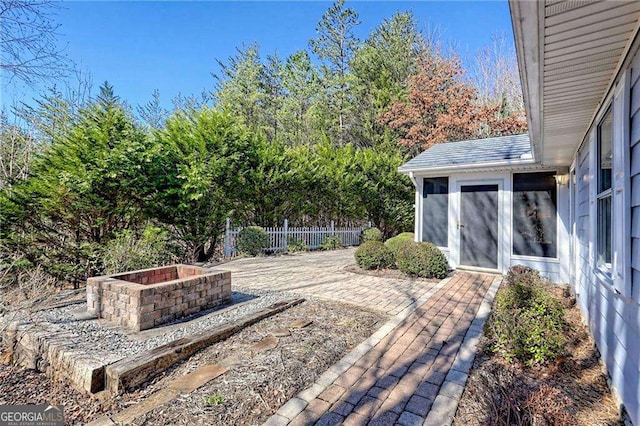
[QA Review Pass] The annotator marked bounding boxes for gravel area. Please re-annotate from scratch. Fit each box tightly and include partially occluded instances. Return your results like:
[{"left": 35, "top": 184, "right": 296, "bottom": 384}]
[{"left": 5, "top": 286, "right": 304, "bottom": 360}]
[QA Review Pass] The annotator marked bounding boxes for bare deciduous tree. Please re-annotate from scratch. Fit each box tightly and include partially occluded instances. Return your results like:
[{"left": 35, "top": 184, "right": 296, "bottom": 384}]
[
  {"left": 470, "top": 33, "right": 523, "bottom": 114},
  {"left": 0, "top": 109, "right": 37, "bottom": 190},
  {"left": 0, "top": 0, "right": 70, "bottom": 86}
]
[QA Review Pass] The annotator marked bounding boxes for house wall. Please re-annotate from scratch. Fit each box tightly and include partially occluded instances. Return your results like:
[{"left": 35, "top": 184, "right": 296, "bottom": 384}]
[
  {"left": 569, "top": 47, "right": 640, "bottom": 424},
  {"left": 413, "top": 168, "right": 569, "bottom": 282}
]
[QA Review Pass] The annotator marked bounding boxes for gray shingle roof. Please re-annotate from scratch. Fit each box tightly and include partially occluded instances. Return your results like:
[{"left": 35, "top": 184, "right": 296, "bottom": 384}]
[{"left": 398, "top": 133, "right": 532, "bottom": 172}]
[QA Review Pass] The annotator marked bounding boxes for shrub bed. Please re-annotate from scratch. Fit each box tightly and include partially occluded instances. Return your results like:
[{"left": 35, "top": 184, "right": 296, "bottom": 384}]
[
  {"left": 485, "top": 265, "right": 566, "bottom": 365},
  {"left": 355, "top": 241, "right": 393, "bottom": 270},
  {"left": 237, "top": 226, "right": 270, "bottom": 256},
  {"left": 395, "top": 241, "right": 448, "bottom": 279}
]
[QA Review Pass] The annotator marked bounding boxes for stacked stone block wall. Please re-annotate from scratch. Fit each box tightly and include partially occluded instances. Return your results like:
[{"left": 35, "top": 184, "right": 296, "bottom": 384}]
[{"left": 87, "top": 265, "right": 231, "bottom": 331}]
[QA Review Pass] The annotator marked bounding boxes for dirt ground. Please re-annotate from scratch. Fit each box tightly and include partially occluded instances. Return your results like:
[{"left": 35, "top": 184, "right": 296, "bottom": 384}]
[
  {"left": 454, "top": 285, "right": 624, "bottom": 426},
  {"left": 0, "top": 299, "right": 384, "bottom": 425}
]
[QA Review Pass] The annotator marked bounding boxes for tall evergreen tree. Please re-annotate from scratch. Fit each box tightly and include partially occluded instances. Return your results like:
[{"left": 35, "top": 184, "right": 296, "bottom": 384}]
[
  {"left": 350, "top": 12, "right": 425, "bottom": 148},
  {"left": 280, "top": 51, "right": 320, "bottom": 146},
  {"left": 309, "top": 0, "right": 360, "bottom": 145},
  {"left": 213, "top": 43, "right": 264, "bottom": 131},
  {"left": 137, "top": 89, "right": 169, "bottom": 130},
  {"left": 260, "top": 53, "right": 285, "bottom": 142}
]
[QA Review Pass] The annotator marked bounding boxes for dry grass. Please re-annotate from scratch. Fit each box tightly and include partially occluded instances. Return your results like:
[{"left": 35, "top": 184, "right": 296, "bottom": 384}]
[{"left": 454, "top": 284, "right": 623, "bottom": 426}]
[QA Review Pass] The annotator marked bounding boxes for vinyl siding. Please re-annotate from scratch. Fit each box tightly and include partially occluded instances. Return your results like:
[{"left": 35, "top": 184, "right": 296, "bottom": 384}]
[
  {"left": 571, "top": 50, "right": 640, "bottom": 424},
  {"left": 632, "top": 50, "right": 640, "bottom": 296},
  {"left": 575, "top": 143, "right": 591, "bottom": 303}
]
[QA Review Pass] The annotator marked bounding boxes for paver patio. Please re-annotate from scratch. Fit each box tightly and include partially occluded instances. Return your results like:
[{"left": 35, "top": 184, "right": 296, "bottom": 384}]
[
  {"left": 216, "top": 248, "right": 443, "bottom": 315},
  {"left": 217, "top": 249, "right": 502, "bottom": 425}
]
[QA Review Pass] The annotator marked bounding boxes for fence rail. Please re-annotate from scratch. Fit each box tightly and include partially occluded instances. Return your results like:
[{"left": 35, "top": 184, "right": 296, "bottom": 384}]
[{"left": 223, "top": 219, "right": 369, "bottom": 258}]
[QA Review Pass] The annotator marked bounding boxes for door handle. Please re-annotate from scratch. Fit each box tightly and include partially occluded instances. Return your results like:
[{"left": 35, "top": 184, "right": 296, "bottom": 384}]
[{"left": 457, "top": 223, "right": 464, "bottom": 229}]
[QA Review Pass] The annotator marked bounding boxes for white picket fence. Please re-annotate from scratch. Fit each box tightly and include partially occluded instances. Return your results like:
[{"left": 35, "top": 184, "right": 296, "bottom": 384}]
[{"left": 223, "top": 219, "right": 369, "bottom": 258}]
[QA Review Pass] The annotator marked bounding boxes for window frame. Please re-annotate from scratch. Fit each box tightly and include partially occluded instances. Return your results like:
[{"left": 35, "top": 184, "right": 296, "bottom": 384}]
[{"left": 595, "top": 105, "right": 613, "bottom": 273}]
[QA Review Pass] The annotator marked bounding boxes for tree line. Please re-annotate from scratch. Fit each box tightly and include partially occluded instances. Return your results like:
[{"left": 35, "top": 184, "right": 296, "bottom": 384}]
[{"left": 1, "top": 0, "right": 526, "bottom": 287}]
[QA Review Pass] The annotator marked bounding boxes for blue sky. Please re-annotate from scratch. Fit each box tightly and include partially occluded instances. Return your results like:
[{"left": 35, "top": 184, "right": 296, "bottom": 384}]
[{"left": 3, "top": 1, "right": 514, "bottom": 112}]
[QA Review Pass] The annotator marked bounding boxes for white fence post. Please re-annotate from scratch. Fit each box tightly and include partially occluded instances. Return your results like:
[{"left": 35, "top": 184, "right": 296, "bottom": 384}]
[
  {"left": 224, "top": 218, "right": 231, "bottom": 258},
  {"left": 330, "top": 220, "right": 335, "bottom": 236},
  {"left": 283, "top": 218, "right": 289, "bottom": 252}
]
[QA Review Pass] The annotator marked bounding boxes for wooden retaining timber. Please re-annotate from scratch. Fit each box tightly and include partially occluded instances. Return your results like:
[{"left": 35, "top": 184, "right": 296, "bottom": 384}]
[{"left": 105, "top": 298, "right": 305, "bottom": 394}]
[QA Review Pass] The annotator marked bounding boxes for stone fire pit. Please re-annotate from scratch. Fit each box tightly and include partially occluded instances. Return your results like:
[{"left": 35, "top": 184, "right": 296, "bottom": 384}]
[{"left": 87, "top": 265, "right": 231, "bottom": 331}]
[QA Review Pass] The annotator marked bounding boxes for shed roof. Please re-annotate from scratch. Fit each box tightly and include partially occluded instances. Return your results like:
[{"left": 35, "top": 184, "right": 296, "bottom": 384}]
[{"left": 398, "top": 133, "right": 532, "bottom": 173}]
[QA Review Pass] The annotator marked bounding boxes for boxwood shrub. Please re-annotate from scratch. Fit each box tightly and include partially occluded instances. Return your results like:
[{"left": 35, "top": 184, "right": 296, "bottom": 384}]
[
  {"left": 383, "top": 232, "right": 414, "bottom": 266},
  {"left": 355, "top": 241, "right": 393, "bottom": 270},
  {"left": 237, "top": 226, "right": 270, "bottom": 256},
  {"left": 395, "top": 241, "right": 448, "bottom": 279},
  {"left": 361, "top": 227, "right": 383, "bottom": 243}
]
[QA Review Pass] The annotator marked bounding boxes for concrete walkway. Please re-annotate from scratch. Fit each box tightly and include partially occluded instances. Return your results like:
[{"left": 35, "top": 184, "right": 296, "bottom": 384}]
[{"left": 217, "top": 248, "right": 443, "bottom": 315}]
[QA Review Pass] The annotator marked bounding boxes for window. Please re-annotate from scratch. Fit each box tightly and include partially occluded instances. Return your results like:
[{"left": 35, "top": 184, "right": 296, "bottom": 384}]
[
  {"left": 596, "top": 107, "right": 613, "bottom": 268},
  {"left": 512, "top": 172, "right": 557, "bottom": 258},
  {"left": 422, "top": 177, "right": 448, "bottom": 247}
]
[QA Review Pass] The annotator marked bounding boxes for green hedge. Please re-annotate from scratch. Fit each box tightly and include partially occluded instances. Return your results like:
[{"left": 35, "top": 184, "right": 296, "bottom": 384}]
[
  {"left": 355, "top": 241, "right": 393, "bottom": 270},
  {"left": 237, "top": 226, "right": 270, "bottom": 256},
  {"left": 395, "top": 241, "right": 448, "bottom": 279}
]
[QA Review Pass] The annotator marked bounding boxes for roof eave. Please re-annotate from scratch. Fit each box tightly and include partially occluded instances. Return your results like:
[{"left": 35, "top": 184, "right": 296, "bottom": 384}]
[
  {"left": 398, "top": 157, "right": 537, "bottom": 175},
  {"left": 509, "top": 0, "right": 543, "bottom": 164}
]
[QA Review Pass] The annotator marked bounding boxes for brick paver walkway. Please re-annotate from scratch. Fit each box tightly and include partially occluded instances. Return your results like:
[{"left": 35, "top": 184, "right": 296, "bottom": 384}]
[
  {"left": 216, "top": 248, "right": 441, "bottom": 315},
  {"left": 266, "top": 272, "right": 502, "bottom": 426}
]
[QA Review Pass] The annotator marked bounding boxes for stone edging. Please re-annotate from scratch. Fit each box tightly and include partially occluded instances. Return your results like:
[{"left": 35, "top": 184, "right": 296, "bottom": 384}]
[
  {"left": 423, "top": 275, "right": 503, "bottom": 426},
  {"left": 264, "top": 275, "right": 455, "bottom": 426}
]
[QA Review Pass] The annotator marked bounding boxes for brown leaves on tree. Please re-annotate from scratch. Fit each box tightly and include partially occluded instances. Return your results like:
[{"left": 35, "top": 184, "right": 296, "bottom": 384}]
[{"left": 380, "top": 54, "right": 527, "bottom": 153}]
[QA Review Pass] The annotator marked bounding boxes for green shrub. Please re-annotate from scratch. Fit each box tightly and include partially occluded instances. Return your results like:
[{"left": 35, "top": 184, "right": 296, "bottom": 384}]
[
  {"left": 384, "top": 232, "right": 415, "bottom": 267},
  {"left": 237, "top": 226, "right": 270, "bottom": 256},
  {"left": 395, "top": 241, "right": 448, "bottom": 279},
  {"left": 361, "top": 227, "right": 383, "bottom": 243},
  {"left": 286, "top": 237, "right": 307, "bottom": 253},
  {"left": 320, "top": 235, "right": 342, "bottom": 250},
  {"left": 102, "top": 226, "right": 174, "bottom": 274},
  {"left": 486, "top": 268, "right": 566, "bottom": 365},
  {"left": 355, "top": 241, "right": 393, "bottom": 270}
]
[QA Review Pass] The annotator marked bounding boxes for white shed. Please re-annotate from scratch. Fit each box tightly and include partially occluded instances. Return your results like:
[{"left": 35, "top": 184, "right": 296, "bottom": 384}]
[{"left": 401, "top": 1, "right": 640, "bottom": 422}]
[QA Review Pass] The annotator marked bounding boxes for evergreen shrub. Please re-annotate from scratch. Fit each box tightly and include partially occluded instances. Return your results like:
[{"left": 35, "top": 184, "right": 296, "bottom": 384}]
[
  {"left": 237, "top": 226, "right": 270, "bottom": 256},
  {"left": 395, "top": 241, "right": 448, "bottom": 279},
  {"left": 361, "top": 227, "right": 383, "bottom": 243},
  {"left": 355, "top": 241, "right": 393, "bottom": 270},
  {"left": 486, "top": 265, "right": 566, "bottom": 365},
  {"left": 320, "top": 235, "right": 343, "bottom": 250}
]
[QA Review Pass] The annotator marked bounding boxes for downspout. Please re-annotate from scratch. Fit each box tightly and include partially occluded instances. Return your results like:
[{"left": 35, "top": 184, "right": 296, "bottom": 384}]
[{"left": 409, "top": 172, "right": 420, "bottom": 242}]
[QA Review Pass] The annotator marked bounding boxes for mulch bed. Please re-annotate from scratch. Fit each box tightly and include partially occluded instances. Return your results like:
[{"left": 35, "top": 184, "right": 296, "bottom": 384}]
[
  {"left": 0, "top": 299, "right": 384, "bottom": 425},
  {"left": 454, "top": 284, "right": 624, "bottom": 426}
]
